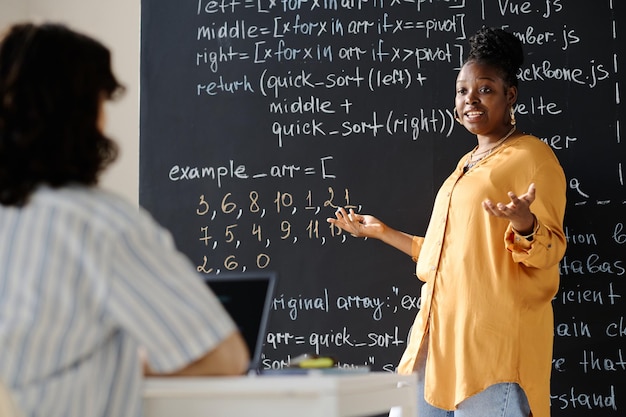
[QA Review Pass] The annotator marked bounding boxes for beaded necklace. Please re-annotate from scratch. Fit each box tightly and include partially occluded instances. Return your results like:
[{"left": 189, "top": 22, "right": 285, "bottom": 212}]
[{"left": 463, "top": 126, "right": 516, "bottom": 173}]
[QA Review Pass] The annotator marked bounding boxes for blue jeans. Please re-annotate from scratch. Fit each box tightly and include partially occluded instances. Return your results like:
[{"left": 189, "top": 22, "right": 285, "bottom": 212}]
[{"left": 415, "top": 341, "right": 530, "bottom": 417}]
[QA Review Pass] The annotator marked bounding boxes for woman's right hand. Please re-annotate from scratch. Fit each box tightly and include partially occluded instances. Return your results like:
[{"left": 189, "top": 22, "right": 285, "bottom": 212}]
[
  {"left": 327, "top": 207, "right": 417, "bottom": 257},
  {"left": 326, "top": 207, "right": 386, "bottom": 239}
]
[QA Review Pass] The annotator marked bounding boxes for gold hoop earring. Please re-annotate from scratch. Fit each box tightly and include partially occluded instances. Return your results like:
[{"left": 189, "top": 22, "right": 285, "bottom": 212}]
[
  {"left": 509, "top": 107, "right": 516, "bottom": 126},
  {"left": 454, "top": 108, "right": 462, "bottom": 123}
]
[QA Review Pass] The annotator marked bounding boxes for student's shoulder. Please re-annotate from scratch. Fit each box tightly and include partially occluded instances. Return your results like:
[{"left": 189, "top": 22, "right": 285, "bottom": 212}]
[{"left": 34, "top": 186, "right": 156, "bottom": 234}]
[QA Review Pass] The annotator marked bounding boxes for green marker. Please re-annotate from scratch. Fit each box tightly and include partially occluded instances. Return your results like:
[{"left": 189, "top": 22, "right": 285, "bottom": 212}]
[{"left": 298, "top": 357, "right": 335, "bottom": 369}]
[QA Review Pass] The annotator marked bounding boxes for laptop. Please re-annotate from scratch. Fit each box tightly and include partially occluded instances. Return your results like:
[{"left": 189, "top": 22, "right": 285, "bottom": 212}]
[{"left": 203, "top": 271, "right": 277, "bottom": 374}]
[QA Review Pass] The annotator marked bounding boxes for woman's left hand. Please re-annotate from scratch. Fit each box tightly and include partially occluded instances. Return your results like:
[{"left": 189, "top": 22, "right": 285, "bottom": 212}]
[{"left": 482, "top": 183, "right": 536, "bottom": 234}]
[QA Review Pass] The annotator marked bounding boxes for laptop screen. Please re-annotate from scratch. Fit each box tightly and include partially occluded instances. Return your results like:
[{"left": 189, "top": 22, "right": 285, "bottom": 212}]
[{"left": 203, "top": 271, "right": 277, "bottom": 373}]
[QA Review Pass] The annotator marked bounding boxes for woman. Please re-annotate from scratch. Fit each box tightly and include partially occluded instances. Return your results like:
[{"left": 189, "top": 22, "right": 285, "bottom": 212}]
[
  {"left": 0, "top": 23, "right": 249, "bottom": 417},
  {"left": 328, "top": 27, "right": 566, "bottom": 417}
]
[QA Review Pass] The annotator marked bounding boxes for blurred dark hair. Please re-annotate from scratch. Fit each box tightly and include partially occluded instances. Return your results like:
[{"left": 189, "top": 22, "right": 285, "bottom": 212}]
[
  {"left": 0, "top": 22, "right": 124, "bottom": 206},
  {"left": 465, "top": 27, "right": 524, "bottom": 88}
]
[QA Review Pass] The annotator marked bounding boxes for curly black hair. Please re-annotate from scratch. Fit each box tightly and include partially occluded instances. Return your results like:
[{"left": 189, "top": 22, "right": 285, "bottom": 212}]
[
  {"left": 465, "top": 27, "right": 524, "bottom": 88},
  {"left": 0, "top": 22, "right": 124, "bottom": 206}
]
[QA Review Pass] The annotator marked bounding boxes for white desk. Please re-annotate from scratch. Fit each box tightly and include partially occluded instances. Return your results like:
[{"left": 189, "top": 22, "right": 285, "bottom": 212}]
[{"left": 143, "top": 371, "right": 417, "bottom": 417}]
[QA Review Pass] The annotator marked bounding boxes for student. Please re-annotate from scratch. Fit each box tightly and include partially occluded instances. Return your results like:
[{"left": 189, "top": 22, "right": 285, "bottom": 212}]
[
  {"left": 0, "top": 22, "right": 249, "bottom": 417},
  {"left": 328, "top": 27, "right": 566, "bottom": 417}
]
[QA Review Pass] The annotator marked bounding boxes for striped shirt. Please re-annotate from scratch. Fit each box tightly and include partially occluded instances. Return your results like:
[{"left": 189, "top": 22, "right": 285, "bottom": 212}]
[{"left": 0, "top": 186, "right": 237, "bottom": 417}]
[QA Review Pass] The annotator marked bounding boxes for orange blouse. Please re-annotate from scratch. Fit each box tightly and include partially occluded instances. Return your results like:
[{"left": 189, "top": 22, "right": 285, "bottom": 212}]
[{"left": 398, "top": 134, "right": 567, "bottom": 417}]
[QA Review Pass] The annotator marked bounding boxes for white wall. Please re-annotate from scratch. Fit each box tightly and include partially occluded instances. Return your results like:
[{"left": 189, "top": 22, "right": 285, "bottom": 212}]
[
  {"left": 0, "top": 0, "right": 27, "bottom": 26},
  {"left": 0, "top": 0, "right": 141, "bottom": 205}
]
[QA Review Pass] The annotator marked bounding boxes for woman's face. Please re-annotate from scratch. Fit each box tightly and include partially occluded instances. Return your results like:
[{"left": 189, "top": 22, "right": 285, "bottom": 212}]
[{"left": 454, "top": 61, "right": 517, "bottom": 139}]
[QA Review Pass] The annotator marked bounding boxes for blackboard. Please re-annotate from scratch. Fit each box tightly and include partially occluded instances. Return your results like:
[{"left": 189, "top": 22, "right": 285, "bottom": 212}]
[{"left": 139, "top": 1, "right": 625, "bottom": 415}]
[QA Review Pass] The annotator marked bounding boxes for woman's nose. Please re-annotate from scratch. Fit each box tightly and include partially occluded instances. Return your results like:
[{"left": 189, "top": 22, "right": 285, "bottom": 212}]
[{"left": 465, "top": 93, "right": 478, "bottom": 104}]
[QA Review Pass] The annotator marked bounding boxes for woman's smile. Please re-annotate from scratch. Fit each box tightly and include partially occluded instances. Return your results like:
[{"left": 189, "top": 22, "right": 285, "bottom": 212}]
[{"left": 463, "top": 109, "right": 485, "bottom": 122}]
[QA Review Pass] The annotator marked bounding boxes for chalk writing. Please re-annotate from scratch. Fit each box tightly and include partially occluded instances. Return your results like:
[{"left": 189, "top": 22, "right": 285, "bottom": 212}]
[{"left": 141, "top": 2, "right": 626, "bottom": 415}]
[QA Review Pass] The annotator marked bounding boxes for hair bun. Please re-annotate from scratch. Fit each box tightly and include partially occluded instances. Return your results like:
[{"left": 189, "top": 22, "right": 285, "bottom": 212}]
[{"left": 467, "top": 27, "right": 524, "bottom": 85}]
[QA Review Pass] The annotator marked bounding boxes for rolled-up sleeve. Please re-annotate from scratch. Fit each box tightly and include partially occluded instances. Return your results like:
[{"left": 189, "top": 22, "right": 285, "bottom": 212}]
[
  {"left": 504, "top": 157, "right": 567, "bottom": 270},
  {"left": 106, "top": 211, "right": 236, "bottom": 373}
]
